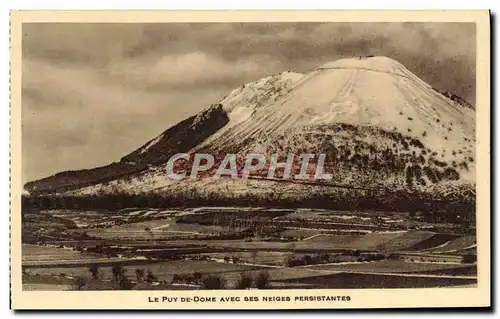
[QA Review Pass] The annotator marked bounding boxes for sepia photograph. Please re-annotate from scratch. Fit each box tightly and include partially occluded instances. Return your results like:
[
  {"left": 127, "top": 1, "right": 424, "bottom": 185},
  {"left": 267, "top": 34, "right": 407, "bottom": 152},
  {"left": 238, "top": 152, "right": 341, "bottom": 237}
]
[{"left": 10, "top": 10, "right": 490, "bottom": 309}]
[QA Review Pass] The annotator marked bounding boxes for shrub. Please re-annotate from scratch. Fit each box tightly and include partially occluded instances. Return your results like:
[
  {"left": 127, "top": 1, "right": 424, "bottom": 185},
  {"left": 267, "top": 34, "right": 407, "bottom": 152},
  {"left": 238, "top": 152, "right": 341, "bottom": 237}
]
[
  {"left": 286, "top": 257, "right": 306, "bottom": 267},
  {"left": 350, "top": 250, "right": 361, "bottom": 257},
  {"left": 135, "top": 268, "right": 145, "bottom": 282},
  {"left": 182, "top": 274, "right": 194, "bottom": 284},
  {"left": 146, "top": 269, "right": 157, "bottom": 283},
  {"left": 365, "top": 254, "right": 385, "bottom": 262},
  {"left": 255, "top": 271, "right": 270, "bottom": 289},
  {"left": 111, "top": 264, "right": 125, "bottom": 282},
  {"left": 119, "top": 277, "right": 134, "bottom": 290},
  {"left": 462, "top": 254, "right": 476, "bottom": 264},
  {"left": 320, "top": 253, "right": 331, "bottom": 261},
  {"left": 172, "top": 274, "right": 182, "bottom": 284},
  {"left": 443, "top": 167, "right": 460, "bottom": 180},
  {"left": 73, "top": 276, "right": 87, "bottom": 290},
  {"left": 202, "top": 275, "right": 227, "bottom": 289},
  {"left": 193, "top": 272, "right": 203, "bottom": 283},
  {"left": 387, "top": 254, "right": 401, "bottom": 260},
  {"left": 236, "top": 273, "right": 253, "bottom": 289}
]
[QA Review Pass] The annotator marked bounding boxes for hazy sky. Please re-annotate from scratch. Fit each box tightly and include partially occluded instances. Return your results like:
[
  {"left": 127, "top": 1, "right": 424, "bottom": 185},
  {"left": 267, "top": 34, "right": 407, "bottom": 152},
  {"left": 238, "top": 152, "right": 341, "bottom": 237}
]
[{"left": 22, "top": 22, "right": 476, "bottom": 183}]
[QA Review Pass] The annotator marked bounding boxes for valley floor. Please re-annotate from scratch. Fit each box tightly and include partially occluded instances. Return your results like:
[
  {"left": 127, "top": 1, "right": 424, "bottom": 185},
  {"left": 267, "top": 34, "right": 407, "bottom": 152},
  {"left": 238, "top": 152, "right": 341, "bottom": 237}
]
[{"left": 21, "top": 207, "right": 477, "bottom": 290}]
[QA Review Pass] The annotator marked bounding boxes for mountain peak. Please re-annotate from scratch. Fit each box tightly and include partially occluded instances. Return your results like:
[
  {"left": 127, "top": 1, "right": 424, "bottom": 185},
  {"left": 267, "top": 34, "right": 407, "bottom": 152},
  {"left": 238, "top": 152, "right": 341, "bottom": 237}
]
[
  {"left": 25, "top": 57, "right": 476, "bottom": 196},
  {"left": 316, "top": 56, "right": 409, "bottom": 77}
]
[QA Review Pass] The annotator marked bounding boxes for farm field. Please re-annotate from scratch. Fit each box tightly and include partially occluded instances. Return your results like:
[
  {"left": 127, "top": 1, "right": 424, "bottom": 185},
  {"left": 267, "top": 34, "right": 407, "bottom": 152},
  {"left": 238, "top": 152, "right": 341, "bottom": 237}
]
[
  {"left": 428, "top": 236, "right": 477, "bottom": 253},
  {"left": 376, "top": 231, "right": 435, "bottom": 251},
  {"left": 452, "top": 247, "right": 478, "bottom": 255},
  {"left": 294, "top": 234, "right": 361, "bottom": 245},
  {"left": 307, "top": 260, "right": 473, "bottom": 275},
  {"left": 406, "top": 233, "right": 461, "bottom": 251},
  {"left": 22, "top": 244, "right": 103, "bottom": 264},
  {"left": 142, "top": 239, "right": 300, "bottom": 251},
  {"left": 409, "top": 265, "right": 477, "bottom": 276},
  {"left": 280, "top": 229, "right": 325, "bottom": 238},
  {"left": 275, "top": 272, "right": 477, "bottom": 289},
  {"left": 281, "top": 210, "right": 377, "bottom": 223},
  {"left": 25, "top": 259, "right": 263, "bottom": 280},
  {"left": 22, "top": 244, "right": 152, "bottom": 267},
  {"left": 86, "top": 219, "right": 234, "bottom": 240},
  {"left": 129, "top": 237, "right": 352, "bottom": 252},
  {"left": 23, "top": 283, "right": 72, "bottom": 291},
  {"left": 344, "top": 232, "right": 405, "bottom": 250},
  {"left": 22, "top": 274, "right": 73, "bottom": 291},
  {"left": 22, "top": 257, "right": 478, "bottom": 291},
  {"left": 196, "top": 251, "right": 291, "bottom": 266}
]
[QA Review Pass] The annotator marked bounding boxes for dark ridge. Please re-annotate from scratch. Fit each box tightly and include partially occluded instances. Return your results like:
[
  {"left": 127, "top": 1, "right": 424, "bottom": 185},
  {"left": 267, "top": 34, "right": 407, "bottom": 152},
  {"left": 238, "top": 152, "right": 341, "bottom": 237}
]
[
  {"left": 24, "top": 104, "right": 229, "bottom": 194},
  {"left": 23, "top": 162, "right": 150, "bottom": 195},
  {"left": 121, "top": 104, "right": 229, "bottom": 164}
]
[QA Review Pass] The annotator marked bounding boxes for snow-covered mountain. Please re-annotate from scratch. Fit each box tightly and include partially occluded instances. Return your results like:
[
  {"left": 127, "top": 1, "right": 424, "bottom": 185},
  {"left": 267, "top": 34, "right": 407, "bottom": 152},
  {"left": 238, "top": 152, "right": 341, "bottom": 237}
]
[{"left": 25, "top": 56, "right": 475, "bottom": 209}]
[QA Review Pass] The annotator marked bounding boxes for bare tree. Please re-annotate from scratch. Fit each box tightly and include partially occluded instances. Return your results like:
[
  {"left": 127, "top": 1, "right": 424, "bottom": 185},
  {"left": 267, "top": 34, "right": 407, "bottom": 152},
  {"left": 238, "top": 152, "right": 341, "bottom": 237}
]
[
  {"left": 111, "top": 264, "right": 125, "bottom": 282},
  {"left": 192, "top": 272, "right": 203, "bottom": 283},
  {"left": 255, "top": 271, "right": 270, "bottom": 289},
  {"left": 146, "top": 269, "right": 157, "bottom": 283},
  {"left": 236, "top": 273, "right": 253, "bottom": 289},
  {"left": 135, "top": 268, "right": 145, "bottom": 282},
  {"left": 202, "top": 275, "right": 226, "bottom": 289}
]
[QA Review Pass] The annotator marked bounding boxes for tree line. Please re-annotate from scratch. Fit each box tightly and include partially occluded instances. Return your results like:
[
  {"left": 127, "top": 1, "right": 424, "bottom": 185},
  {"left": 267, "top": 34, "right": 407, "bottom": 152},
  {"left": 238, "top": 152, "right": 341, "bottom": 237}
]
[{"left": 73, "top": 263, "right": 270, "bottom": 290}]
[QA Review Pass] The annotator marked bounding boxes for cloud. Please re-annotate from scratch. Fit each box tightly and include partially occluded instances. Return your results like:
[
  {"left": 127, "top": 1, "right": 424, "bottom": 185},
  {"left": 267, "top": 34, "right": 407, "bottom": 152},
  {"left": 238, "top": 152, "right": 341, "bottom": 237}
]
[
  {"left": 21, "top": 57, "right": 228, "bottom": 182},
  {"left": 21, "top": 22, "right": 476, "bottom": 183},
  {"left": 105, "top": 51, "right": 282, "bottom": 92},
  {"left": 303, "top": 23, "right": 476, "bottom": 103},
  {"left": 22, "top": 22, "right": 476, "bottom": 102}
]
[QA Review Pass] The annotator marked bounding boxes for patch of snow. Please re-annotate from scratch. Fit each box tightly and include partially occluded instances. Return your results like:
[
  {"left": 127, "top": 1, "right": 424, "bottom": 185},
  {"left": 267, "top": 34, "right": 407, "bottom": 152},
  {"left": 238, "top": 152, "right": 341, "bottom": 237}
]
[
  {"left": 150, "top": 224, "right": 170, "bottom": 231},
  {"left": 334, "top": 215, "right": 357, "bottom": 220},
  {"left": 376, "top": 230, "right": 408, "bottom": 234},
  {"left": 441, "top": 244, "right": 477, "bottom": 253},
  {"left": 143, "top": 210, "right": 157, "bottom": 217},
  {"left": 127, "top": 211, "right": 142, "bottom": 216},
  {"left": 421, "top": 241, "right": 452, "bottom": 252}
]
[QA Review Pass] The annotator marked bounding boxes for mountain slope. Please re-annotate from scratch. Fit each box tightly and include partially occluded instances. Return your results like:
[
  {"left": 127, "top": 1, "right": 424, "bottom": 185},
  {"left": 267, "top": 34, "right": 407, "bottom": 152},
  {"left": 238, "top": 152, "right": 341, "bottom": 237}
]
[
  {"left": 24, "top": 71, "right": 304, "bottom": 194},
  {"left": 25, "top": 56, "right": 475, "bottom": 210},
  {"left": 121, "top": 103, "right": 229, "bottom": 165},
  {"left": 200, "top": 57, "right": 474, "bottom": 174}
]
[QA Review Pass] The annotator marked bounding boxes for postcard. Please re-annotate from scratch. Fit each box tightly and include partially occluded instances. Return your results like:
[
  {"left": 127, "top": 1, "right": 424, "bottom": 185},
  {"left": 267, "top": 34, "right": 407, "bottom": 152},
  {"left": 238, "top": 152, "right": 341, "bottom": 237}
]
[{"left": 10, "top": 10, "right": 491, "bottom": 309}]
